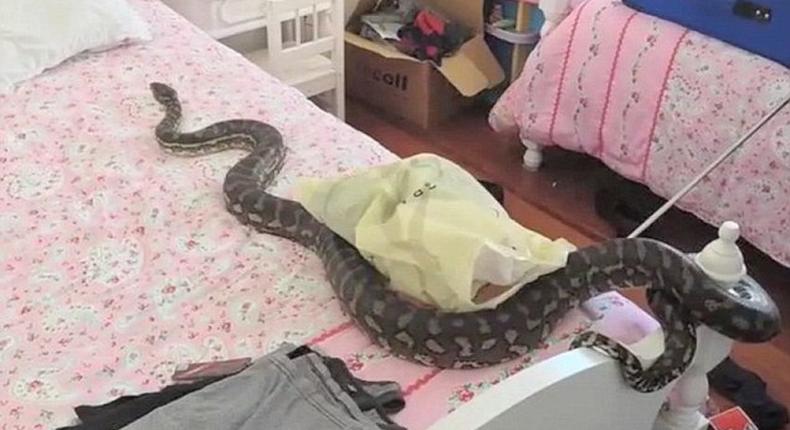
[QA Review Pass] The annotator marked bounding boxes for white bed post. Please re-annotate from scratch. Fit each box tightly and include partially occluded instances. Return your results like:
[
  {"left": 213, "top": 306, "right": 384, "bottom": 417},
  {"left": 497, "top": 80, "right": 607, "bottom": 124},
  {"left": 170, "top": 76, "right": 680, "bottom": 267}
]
[
  {"left": 332, "top": 0, "right": 346, "bottom": 119},
  {"left": 654, "top": 326, "right": 733, "bottom": 430},
  {"left": 522, "top": 139, "right": 544, "bottom": 171},
  {"left": 654, "top": 221, "right": 747, "bottom": 430}
]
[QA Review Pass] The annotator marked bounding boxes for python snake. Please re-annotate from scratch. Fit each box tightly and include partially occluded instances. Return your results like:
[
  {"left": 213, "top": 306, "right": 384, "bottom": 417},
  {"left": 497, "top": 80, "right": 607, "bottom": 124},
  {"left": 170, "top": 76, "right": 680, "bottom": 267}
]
[{"left": 150, "top": 83, "right": 780, "bottom": 393}]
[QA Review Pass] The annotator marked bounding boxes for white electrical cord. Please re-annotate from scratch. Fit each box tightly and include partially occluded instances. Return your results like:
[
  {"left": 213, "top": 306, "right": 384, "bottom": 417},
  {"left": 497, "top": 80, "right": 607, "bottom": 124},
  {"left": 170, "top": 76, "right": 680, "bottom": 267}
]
[{"left": 628, "top": 93, "right": 790, "bottom": 239}]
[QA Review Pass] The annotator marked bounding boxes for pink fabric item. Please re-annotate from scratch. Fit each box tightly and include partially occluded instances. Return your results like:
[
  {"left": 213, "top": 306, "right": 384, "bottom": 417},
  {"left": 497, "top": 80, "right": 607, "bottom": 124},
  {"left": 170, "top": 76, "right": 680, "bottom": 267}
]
[
  {"left": 491, "top": 0, "right": 790, "bottom": 267},
  {"left": 0, "top": 1, "right": 658, "bottom": 428}
]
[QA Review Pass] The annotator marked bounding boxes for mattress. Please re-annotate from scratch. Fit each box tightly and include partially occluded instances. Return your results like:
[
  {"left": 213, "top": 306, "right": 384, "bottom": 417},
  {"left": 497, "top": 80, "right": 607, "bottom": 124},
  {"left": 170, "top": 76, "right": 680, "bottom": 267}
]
[
  {"left": 0, "top": 1, "right": 659, "bottom": 428},
  {"left": 490, "top": 0, "right": 790, "bottom": 267}
]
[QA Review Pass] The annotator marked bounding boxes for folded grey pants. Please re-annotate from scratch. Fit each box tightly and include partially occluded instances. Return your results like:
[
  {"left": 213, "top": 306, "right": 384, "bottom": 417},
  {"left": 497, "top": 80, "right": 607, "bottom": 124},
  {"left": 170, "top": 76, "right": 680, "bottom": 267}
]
[{"left": 121, "top": 344, "right": 383, "bottom": 430}]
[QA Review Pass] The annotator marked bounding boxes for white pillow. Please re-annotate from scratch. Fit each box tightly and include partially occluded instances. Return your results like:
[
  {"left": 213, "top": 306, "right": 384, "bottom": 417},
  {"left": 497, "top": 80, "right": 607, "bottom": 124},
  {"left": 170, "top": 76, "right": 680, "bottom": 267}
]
[{"left": 0, "top": 0, "right": 152, "bottom": 94}]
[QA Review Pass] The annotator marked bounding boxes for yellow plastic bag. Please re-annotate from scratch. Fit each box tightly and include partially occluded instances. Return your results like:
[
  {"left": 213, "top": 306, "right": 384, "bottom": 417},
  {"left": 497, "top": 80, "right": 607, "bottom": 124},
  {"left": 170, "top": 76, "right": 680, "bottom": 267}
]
[{"left": 294, "top": 153, "right": 576, "bottom": 312}]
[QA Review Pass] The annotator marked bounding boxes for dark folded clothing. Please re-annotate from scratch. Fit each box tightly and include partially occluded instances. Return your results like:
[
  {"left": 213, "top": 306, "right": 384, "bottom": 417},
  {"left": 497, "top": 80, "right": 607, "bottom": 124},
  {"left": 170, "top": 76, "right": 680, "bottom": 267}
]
[
  {"left": 117, "top": 344, "right": 403, "bottom": 430},
  {"left": 57, "top": 376, "right": 226, "bottom": 430},
  {"left": 58, "top": 345, "right": 405, "bottom": 430}
]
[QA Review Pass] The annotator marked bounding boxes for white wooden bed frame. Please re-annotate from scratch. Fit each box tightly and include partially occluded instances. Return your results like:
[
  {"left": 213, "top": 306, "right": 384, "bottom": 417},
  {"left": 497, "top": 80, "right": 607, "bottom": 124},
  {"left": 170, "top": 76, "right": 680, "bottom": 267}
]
[{"left": 428, "top": 221, "right": 743, "bottom": 430}]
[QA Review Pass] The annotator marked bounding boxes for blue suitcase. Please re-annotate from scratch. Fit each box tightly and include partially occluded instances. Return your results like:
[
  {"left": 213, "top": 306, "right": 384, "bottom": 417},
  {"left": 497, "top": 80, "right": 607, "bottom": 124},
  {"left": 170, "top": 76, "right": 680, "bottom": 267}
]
[{"left": 622, "top": 0, "right": 789, "bottom": 67}]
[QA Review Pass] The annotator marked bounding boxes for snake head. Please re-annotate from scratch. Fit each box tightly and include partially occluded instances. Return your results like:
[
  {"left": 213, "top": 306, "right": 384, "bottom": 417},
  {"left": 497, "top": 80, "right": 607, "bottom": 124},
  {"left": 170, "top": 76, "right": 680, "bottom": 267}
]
[
  {"left": 150, "top": 82, "right": 179, "bottom": 105},
  {"left": 689, "top": 274, "right": 782, "bottom": 344}
]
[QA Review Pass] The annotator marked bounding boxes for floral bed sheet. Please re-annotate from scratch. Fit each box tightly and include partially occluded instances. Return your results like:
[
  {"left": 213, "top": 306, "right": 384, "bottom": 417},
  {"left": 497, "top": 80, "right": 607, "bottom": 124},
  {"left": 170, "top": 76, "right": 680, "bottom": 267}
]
[
  {"left": 491, "top": 0, "right": 790, "bottom": 267},
  {"left": 0, "top": 1, "right": 659, "bottom": 428}
]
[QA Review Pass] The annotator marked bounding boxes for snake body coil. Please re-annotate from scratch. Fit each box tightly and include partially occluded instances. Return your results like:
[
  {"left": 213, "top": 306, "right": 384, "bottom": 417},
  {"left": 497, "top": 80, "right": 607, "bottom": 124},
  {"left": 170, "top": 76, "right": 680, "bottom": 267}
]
[{"left": 151, "top": 83, "right": 780, "bottom": 393}]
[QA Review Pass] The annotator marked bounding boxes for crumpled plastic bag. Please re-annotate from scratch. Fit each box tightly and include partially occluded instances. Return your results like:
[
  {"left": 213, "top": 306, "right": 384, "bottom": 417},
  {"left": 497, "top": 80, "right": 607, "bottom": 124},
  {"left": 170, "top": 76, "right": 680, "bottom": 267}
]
[{"left": 293, "top": 153, "right": 576, "bottom": 312}]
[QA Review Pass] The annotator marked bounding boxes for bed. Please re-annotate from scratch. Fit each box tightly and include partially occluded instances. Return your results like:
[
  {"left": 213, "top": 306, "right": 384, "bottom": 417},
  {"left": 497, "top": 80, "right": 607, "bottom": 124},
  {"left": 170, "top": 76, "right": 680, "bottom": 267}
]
[
  {"left": 0, "top": 1, "right": 749, "bottom": 429},
  {"left": 490, "top": 0, "right": 790, "bottom": 268}
]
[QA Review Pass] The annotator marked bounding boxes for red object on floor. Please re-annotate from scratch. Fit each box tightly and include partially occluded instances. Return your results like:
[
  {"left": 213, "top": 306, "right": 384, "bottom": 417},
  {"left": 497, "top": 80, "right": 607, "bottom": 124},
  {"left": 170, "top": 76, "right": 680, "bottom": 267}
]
[{"left": 709, "top": 407, "right": 758, "bottom": 430}]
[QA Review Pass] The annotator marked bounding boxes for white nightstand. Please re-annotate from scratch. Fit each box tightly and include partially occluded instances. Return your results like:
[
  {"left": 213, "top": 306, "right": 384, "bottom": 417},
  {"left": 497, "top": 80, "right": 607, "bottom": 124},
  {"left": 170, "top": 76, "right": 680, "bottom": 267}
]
[{"left": 162, "top": 0, "right": 346, "bottom": 119}]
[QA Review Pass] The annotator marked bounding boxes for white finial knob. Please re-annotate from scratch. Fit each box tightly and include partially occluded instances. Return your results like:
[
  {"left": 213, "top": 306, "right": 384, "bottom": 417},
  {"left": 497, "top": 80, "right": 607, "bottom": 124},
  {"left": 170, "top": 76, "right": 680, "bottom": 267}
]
[
  {"left": 718, "top": 221, "right": 740, "bottom": 242},
  {"left": 695, "top": 221, "right": 747, "bottom": 284}
]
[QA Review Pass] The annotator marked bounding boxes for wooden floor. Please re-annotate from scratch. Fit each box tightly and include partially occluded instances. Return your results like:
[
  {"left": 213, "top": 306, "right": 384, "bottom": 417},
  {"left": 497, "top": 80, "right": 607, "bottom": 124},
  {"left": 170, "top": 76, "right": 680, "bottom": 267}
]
[{"left": 347, "top": 100, "right": 790, "bottom": 427}]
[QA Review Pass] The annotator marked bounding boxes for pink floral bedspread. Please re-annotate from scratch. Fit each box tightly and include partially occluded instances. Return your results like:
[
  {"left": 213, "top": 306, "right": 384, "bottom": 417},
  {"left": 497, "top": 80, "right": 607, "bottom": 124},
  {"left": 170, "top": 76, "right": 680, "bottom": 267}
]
[
  {"left": 491, "top": 0, "right": 790, "bottom": 267},
  {"left": 0, "top": 1, "right": 659, "bottom": 428}
]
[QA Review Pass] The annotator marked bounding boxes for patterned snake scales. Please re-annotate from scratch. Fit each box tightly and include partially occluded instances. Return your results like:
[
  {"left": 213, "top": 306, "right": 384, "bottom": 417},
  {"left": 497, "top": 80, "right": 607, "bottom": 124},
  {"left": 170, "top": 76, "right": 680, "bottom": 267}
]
[{"left": 151, "top": 83, "right": 780, "bottom": 393}]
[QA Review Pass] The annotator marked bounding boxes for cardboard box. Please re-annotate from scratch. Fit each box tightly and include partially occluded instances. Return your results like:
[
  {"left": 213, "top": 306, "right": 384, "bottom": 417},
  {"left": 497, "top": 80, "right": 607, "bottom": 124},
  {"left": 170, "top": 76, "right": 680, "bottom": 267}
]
[{"left": 345, "top": 0, "right": 505, "bottom": 128}]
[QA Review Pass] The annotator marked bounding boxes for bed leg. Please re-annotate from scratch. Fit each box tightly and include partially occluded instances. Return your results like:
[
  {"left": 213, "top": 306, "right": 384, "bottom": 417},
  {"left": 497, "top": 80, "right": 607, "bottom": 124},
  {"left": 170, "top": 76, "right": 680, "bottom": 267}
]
[
  {"left": 522, "top": 140, "right": 544, "bottom": 171},
  {"left": 653, "top": 326, "right": 734, "bottom": 430}
]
